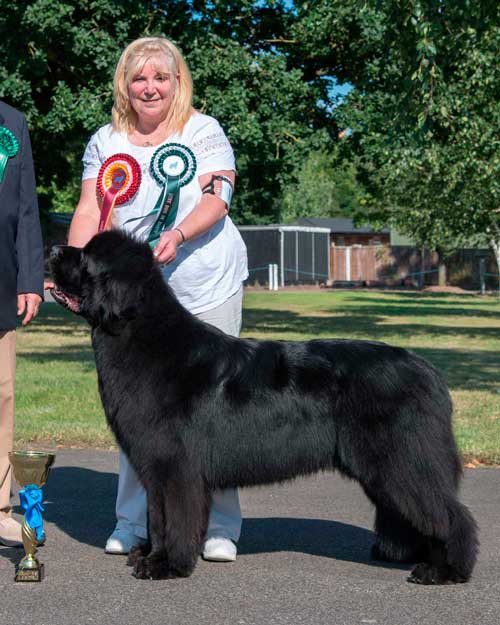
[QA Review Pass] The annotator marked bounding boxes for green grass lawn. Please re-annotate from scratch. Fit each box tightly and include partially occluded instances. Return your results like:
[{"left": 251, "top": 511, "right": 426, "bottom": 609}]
[{"left": 15, "top": 290, "right": 500, "bottom": 463}]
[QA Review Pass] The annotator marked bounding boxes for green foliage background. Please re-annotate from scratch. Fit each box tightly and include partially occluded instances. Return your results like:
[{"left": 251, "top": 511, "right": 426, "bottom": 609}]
[{"left": 0, "top": 0, "right": 498, "bottom": 263}]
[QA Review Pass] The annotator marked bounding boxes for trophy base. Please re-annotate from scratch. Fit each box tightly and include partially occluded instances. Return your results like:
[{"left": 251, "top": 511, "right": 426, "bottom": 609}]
[{"left": 15, "top": 563, "right": 44, "bottom": 582}]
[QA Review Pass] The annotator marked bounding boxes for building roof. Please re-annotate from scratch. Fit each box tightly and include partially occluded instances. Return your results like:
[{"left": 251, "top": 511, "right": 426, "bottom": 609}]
[
  {"left": 295, "top": 217, "right": 390, "bottom": 234},
  {"left": 237, "top": 224, "right": 331, "bottom": 233}
]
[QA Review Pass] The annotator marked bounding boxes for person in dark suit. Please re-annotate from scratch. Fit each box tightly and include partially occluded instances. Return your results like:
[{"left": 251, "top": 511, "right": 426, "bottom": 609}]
[{"left": 0, "top": 101, "right": 44, "bottom": 547}]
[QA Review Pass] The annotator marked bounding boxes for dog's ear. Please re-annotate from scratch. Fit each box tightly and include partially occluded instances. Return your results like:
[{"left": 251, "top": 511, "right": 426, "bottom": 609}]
[{"left": 91, "top": 277, "right": 145, "bottom": 334}]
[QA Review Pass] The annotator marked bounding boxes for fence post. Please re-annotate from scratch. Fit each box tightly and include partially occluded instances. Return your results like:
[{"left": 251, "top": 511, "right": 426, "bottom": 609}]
[
  {"left": 345, "top": 246, "right": 351, "bottom": 281},
  {"left": 479, "top": 258, "right": 486, "bottom": 295},
  {"left": 268, "top": 264, "right": 278, "bottom": 290},
  {"left": 420, "top": 247, "right": 425, "bottom": 289},
  {"left": 280, "top": 230, "right": 285, "bottom": 287}
]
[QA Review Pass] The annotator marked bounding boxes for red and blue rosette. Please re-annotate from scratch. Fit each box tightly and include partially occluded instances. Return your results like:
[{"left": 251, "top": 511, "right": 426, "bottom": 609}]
[{"left": 96, "top": 153, "right": 141, "bottom": 231}]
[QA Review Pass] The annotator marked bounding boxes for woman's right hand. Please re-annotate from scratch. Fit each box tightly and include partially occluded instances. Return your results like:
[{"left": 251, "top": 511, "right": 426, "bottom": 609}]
[{"left": 153, "top": 229, "right": 184, "bottom": 265}]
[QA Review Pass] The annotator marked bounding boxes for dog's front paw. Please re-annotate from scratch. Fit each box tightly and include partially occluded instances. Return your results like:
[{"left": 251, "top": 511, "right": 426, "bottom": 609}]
[
  {"left": 132, "top": 555, "right": 178, "bottom": 580},
  {"left": 127, "top": 543, "right": 150, "bottom": 567}
]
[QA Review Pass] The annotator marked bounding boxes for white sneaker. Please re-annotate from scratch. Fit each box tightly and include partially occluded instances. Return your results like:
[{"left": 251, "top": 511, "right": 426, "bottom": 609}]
[
  {"left": 105, "top": 529, "right": 146, "bottom": 555},
  {"left": 202, "top": 537, "right": 237, "bottom": 562}
]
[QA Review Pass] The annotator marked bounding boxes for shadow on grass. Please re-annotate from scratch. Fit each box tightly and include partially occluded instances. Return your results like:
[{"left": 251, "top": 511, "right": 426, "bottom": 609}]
[
  {"left": 243, "top": 309, "right": 499, "bottom": 392},
  {"left": 20, "top": 304, "right": 88, "bottom": 334},
  {"left": 19, "top": 345, "right": 96, "bottom": 367},
  {"left": 243, "top": 307, "right": 500, "bottom": 341},
  {"left": 337, "top": 304, "right": 498, "bottom": 319},
  {"left": 17, "top": 305, "right": 94, "bottom": 367},
  {"left": 247, "top": 293, "right": 499, "bottom": 320},
  {"left": 335, "top": 301, "right": 500, "bottom": 319}
]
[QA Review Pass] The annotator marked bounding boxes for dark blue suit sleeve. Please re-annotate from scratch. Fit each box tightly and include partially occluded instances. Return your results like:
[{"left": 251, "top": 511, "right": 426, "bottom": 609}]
[{"left": 16, "top": 115, "right": 44, "bottom": 297}]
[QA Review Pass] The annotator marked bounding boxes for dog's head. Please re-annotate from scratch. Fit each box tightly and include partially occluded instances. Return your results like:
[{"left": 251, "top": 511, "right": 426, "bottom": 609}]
[{"left": 50, "top": 230, "right": 156, "bottom": 331}]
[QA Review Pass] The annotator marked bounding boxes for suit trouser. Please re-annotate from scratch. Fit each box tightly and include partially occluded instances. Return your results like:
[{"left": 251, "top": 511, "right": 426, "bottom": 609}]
[
  {"left": 0, "top": 330, "right": 16, "bottom": 520},
  {"left": 115, "top": 286, "right": 243, "bottom": 542}
]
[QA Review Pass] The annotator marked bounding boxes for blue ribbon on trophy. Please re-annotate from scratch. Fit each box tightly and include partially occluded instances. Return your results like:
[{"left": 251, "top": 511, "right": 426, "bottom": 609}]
[
  {"left": 123, "top": 143, "right": 196, "bottom": 248},
  {"left": 0, "top": 126, "right": 19, "bottom": 183},
  {"left": 19, "top": 484, "right": 45, "bottom": 543}
]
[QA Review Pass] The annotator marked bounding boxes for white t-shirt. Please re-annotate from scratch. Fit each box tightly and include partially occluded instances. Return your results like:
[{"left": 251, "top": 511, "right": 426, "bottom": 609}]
[{"left": 82, "top": 112, "right": 248, "bottom": 314}]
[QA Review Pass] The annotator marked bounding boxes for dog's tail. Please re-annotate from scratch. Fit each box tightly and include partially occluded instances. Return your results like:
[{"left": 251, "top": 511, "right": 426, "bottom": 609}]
[{"left": 444, "top": 500, "right": 479, "bottom": 582}]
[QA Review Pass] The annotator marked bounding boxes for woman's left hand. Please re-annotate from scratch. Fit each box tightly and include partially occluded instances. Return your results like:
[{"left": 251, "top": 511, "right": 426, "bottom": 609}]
[{"left": 153, "top": 229, "right": 184, "bottom": 265}]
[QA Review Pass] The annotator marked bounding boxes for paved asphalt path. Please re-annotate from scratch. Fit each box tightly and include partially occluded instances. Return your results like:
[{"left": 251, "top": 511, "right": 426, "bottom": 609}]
[{"left": 0, "top": 449, "right": 498, "bottom": 625}]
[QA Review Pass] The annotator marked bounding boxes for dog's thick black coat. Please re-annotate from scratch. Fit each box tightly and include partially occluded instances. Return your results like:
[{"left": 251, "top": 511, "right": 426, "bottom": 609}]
[{"left": 50, "top": 231, "right": 478, "bottom": 584}]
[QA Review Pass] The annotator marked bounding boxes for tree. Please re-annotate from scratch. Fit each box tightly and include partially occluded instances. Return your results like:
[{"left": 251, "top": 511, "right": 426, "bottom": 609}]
[
  {"left": 281, "top": 148, "right": 361, "bottom": 223},
  {"left": 328, "top": 1, "right": 500, "bottom": 279}
]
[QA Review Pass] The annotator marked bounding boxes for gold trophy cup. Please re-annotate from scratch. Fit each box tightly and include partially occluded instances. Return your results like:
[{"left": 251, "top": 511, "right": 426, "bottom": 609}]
[{"left": 8, "top": 451, "right": 55, "bottom": 582}]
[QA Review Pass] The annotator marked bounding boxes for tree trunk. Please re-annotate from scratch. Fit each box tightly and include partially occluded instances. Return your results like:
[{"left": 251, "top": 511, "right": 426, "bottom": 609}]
[
  {"left": 420, "top": 247, "right": 425, "bottom": 288},
  {"left": 437, "top": 249, "right": 447, "bottom": 286}
]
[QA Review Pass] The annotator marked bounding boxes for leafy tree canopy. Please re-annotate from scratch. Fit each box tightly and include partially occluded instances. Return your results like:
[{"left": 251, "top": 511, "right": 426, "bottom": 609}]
[
  {"left": 325, "top": 1, "right": 500, "bottom": 267},
  {"left": 281, "top": 149, "right": 360, "bottom": 223}
]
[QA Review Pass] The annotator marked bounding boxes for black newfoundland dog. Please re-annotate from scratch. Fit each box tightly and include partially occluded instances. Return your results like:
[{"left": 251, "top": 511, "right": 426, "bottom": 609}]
[{"left": 50, "top": 230, "right": 478, "bottom": 584}]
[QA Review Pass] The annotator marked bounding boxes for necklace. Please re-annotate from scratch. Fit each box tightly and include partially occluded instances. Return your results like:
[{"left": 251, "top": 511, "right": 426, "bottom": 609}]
[{"left": 133, "top": 124, "right": 172, "bottom": 148}]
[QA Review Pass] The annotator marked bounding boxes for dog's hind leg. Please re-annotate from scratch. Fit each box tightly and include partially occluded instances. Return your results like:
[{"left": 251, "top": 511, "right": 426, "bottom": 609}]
[
  {"left": 362, "top": 477, "right": 478, "bottom": 585},
  {"left": 407, "top": 499, "right": 478, "bottom": 585},
  {"left": 371, "top": 505, "right": 428, "bottom": 563},
  {"left": 132, "top": 471, "right": 211, "bottom": 580}
]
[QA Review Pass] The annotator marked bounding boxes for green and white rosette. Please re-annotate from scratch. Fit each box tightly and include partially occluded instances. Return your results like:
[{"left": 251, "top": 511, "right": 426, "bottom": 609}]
[
  {"left": 0, "top": 126, "right": 19, "bottom": 183},
  {"left": 147, "top": 143, "right": 196, "bottom": 246}
]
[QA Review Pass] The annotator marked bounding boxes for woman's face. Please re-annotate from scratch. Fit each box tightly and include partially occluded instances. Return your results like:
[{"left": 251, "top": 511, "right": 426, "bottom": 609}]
[{"left": 128, "top": 57, "right": 178, "bottom": 125}]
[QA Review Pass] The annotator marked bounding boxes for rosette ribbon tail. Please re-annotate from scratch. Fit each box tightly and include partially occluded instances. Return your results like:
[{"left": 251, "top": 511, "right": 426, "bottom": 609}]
[
  {"left": 19, "top": 484, "right": 45, "bottom": 542},
  {"left": 147, "top": 176, "right": 181, "bottom": 247},
  {"left": 0, "top": 148, "right": 9, "bottom": 184},
  {"left": 98, "top": 187, "right": 121, "bottom": 232}
]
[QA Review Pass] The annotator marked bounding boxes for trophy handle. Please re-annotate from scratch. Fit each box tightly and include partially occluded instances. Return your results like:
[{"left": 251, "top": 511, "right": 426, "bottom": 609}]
[{"left": 20, "top": 521, "right": 39, "bottom": 568}]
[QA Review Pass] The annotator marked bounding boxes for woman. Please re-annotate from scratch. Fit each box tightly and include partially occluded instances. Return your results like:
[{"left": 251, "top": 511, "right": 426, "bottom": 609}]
[{"left": 68, "top": 37, "right": 248, "bottom": 562}]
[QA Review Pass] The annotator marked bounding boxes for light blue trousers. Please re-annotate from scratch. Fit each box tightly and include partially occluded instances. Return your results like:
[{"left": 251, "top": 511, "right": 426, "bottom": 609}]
[{"left": 114, "top": 286, "right": 243, "bottom": 542}]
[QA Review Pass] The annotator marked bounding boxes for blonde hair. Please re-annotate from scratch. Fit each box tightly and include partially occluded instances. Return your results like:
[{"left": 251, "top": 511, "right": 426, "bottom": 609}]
[{"left": 112, "top": 37, "right": 194, "bottom": 133}]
